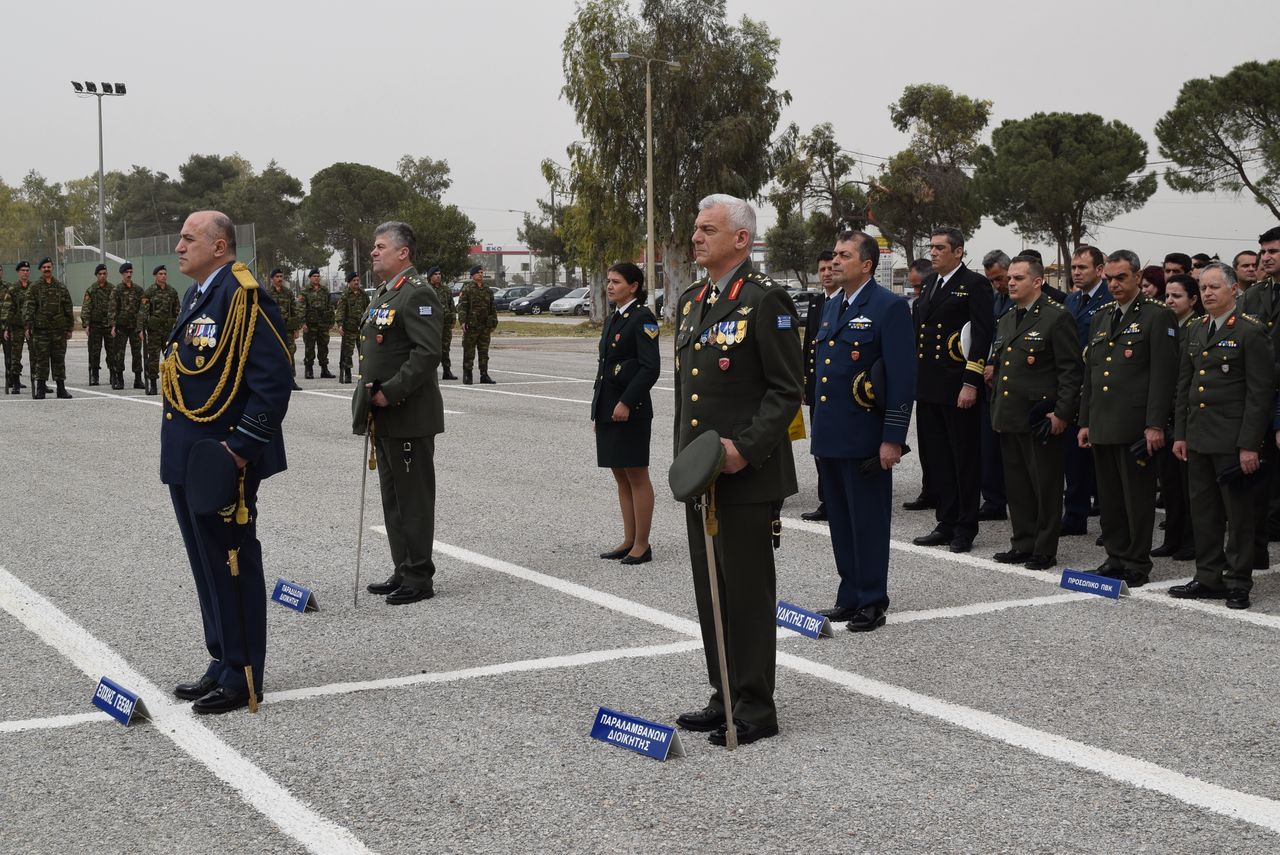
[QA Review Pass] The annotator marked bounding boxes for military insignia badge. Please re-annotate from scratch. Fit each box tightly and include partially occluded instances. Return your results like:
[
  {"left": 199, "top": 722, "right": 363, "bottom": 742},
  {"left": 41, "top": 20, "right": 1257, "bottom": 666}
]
[
  {"left": 643, "top": 323, "right": 659, "bottom": 339},
  {"left": 775, "top": 315, "right": 793, "bottom": 330},
  {"left": 195, "top": 355, "right": 205, "bottom": 368},
  {"left": 376, "top": 334, "right": 384, "bottom": 344},
  {"left": 737, "top": 306, "right": 752, "bottom": 316},
  {"left": 1027, "top": 355, "right": 1036, "bottom": 365},
  {"left": 682, "top": 301, "right": 692, "bottom": 316},
  {"left": 1222, "top": 363, "right": 1230, "bottom": 373},
  {"left": 614, "top": 333, "right": 621, "bottom": 342},
  {"left": 1125, "top": 349, "right": 1134, "bottom": 358},
  {"left": 718, "top": 357, "right": 730, "bottom": 371},
  {"left": 613, "top": 363, "right": 622, "bottom": 376},
  {"left": 1124, "top": 323, "right": 1141, "bottom": 334},
  {"left": 851, "top": 350, "right": 861, "bottom": 361}
]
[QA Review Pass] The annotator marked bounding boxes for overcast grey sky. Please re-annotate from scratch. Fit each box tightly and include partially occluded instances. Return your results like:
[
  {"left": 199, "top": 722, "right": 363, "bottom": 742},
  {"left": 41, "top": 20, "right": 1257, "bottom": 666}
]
[{"left": 6, "top": 0, "right": 1278, "bottom": 267}]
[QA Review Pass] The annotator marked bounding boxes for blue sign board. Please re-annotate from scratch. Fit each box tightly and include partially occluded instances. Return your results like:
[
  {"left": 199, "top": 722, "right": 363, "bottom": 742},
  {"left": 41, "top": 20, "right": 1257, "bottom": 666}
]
[
  {"left": 590, "top": 707, "right": 685, "bottom": 761},
  {"left": 91, "top": 676, "right": 148, "bottom": 726},
  {"left": 776, "top": 600, "right": 834, "bottom": 638},
  {"left": 271, "top": 578, "right": 319, "bottom": 613},
  {"left": 1059, "top": 569, "right": 1129, "bottom": 600}
]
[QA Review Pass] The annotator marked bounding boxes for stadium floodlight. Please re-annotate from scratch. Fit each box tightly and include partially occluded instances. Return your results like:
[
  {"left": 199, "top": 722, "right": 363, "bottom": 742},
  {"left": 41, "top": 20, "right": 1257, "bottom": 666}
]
[{"left": 69, "top": 80, "right": 128, "bottom": 265}]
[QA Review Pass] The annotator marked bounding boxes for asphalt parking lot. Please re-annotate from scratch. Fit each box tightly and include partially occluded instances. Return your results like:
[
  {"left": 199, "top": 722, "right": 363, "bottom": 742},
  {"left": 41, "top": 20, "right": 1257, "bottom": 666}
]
[{"left": 3, "top": 333, "right": 1280, "bottom": 854}]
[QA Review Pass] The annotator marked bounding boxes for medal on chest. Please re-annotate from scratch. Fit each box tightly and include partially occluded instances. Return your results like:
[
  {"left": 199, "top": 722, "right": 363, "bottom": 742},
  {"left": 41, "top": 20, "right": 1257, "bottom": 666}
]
[{"left": 184, "top": 315, "right": 218, "bottom": 349}]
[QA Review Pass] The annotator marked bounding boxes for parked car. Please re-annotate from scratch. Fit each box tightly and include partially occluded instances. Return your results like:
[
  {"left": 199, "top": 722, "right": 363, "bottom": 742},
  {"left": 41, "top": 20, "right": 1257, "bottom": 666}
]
[
  {"left": 787, "top": 288, "right": 818, "bottom": 324},
  {"left": 511, "top": 286, "right": 572, "bottom": 315},
  {"left": 654, "top": 289, "right": 664, "bottom": 315},
  {"left": 550, "top": 287, "right": 591, "bottom": 315},
  {"left": 494, "top": 286, "right": 533, "bottom": 312}
]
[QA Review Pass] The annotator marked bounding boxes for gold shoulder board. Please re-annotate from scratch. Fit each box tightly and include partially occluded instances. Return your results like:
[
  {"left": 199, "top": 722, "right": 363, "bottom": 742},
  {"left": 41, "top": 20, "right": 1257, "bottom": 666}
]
[{"left": 232, "top": 262, "right": 260, "bottom": 290}]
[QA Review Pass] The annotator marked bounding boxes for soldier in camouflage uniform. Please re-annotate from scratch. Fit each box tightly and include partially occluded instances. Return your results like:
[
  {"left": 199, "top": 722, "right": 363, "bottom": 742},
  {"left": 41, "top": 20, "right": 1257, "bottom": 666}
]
[
  {"left": 333, "top": 271, "right": 369, "bottom": 384},
  {"left": 0, "top": 265, "right": 9, "bottom": 393},
  {"left": 22, "top": 258, "right": 74, "bottom": 399},
  {"left": 81, "top": 263, "right": 114, "bottom": 386},
  {"left": 300, "top": 268, "right": 335, "bottom": 379},
  {"left": 138, "top": 264, "right": 180, "bottom": 396},
  {"left": 268, "top": 268, "right": 302, "bottom": 391},
  {"left": 456, "top": 265, "right": 497, "bottom": 384},
  {"left": 108, "top": 262, "right": 145, "bottom": 389},
  {"left": 3, "top": 261, "right": 32, "bottom": 394},
  {"left": 427, "top": 266, "right": 457, "bottom": 380}
]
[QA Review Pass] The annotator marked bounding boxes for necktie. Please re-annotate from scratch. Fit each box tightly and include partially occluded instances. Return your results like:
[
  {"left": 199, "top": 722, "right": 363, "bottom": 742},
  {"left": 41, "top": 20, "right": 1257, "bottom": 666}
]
[
  {"left": 1111, "top": 308, "right": 1122, "bottom": 336},
  {"left": 841, "top": 298, "right": 851, "bottom": 314},
  {"left": 1208, "top": 319, "right": 1217, "bottom": 338},
  {"left": 1015, "top": 308, "right": 1026, "bottom": 325}
]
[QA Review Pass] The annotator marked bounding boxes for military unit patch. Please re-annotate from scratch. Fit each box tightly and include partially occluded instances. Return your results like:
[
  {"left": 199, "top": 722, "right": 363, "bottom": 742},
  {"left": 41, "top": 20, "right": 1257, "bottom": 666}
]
[
  {"left": 643, "top": 323, "right": 659, "bottom": 339},
  {"left": 775, "top": 315, "right": 792, "bottom": 330}
]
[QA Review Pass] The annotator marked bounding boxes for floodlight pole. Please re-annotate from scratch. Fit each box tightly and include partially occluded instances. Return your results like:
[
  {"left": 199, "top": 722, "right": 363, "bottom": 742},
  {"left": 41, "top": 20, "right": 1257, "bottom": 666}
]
[
  {"left": 96, "top": 93, "right": 105, "bottom": 265},
  {"left": 609, "top": 52, "right": 680, "bottom": 315}
]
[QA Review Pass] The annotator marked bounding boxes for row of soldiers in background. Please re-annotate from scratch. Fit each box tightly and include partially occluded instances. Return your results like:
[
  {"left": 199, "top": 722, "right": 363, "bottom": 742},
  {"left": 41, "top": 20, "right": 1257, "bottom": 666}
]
[
  {"left": 840, "top": 226, "right": 1280, "bottom": 611},
  {"left": 0, "top": 259, "right": 73, "bottom": 398},
  {"left": 81, "top": 262, "right": 181, "bottom": 394}
]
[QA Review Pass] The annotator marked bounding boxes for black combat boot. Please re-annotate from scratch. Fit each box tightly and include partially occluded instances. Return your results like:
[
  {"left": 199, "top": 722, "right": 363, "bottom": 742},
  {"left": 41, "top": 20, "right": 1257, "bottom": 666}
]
[
  {"left": 441, "top": 368, "right": 457, "bottom": 380},
  {"left": 320, "top": 365, "right": 335, "bottom": 379},
  {"left": 89, "top": 367, "right": 100, "bottom": 386},
  {"left": 56, "top": 381, "right": 72, "bottom": 399},
  {"left": 115, "top": 370, "right": 125, "bottom": 390},
  {"left": 146, "top": 376, "right": 158, "bottom": 396},
  {"left": 38, "top": 379, "right": 51, "bottom": 396},
  {"left": 305, "top": 364, "right": 314, "bottom": 379},
  {"left": 133, "top": 372, "right": 144, "bottom": 389},
  {"left": 32, "top": 377, "right": 44, "bottom": 400},
  {"left": 480, "top": 373, "right": 496, "bottom": 384},
  {"left": 291, "top": 380, "right": 302, "bottom": 391},
  {"left": 463, "top": 370, "right": 474, "bottom": 385},
  {"left": 340, "top": 366, "right": 351, "bottom": 384}
]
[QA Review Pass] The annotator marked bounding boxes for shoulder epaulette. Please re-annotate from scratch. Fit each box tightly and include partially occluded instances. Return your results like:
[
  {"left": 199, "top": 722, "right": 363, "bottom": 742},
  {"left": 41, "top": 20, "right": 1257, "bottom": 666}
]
[
  {"left": 1240, "top": 312, "right": 1263, "bottom": 326},
  {"left": 746, "top": 271, "right": 781, "bottom": 289},
  {"left": 231, "top": 262, "right": 259, "bottom": 290}
]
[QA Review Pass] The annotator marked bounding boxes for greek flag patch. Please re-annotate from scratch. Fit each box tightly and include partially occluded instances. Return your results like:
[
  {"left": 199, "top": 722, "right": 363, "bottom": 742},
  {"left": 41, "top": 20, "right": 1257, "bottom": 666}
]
[
  {"left": 419, "top": 305, "right": 433, "bottom": 316},
  {"left": 1167, "top": 327, "right": 1175, "bottom": 337},
  {"left": 776, "top": 315, "right": 793, "bottom": 330}
]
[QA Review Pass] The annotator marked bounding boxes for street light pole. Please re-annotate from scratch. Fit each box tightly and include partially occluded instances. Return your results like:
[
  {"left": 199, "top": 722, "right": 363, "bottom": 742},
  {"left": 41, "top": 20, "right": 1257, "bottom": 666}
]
[
  {"left": 610, "top": 52, "right": 680, "bottom": 315},
  {"left": 71, "top": 81, "right": 126, "bottom": 265}
]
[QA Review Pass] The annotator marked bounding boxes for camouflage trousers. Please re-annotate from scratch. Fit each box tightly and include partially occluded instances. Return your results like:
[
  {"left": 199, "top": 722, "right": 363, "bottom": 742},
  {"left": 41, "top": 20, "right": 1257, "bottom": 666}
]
[
  {"left": 109, "top": 328, "right": 143, "bottom": 374},
  {"left": 4, "top": 329, "right": 25, "bottom": 383},
  {"left": 143, "top": 328, "right": 166, "bottom": 379},
  {"left": 30, "top": 330, "right": 68, "bottom": 382},
  {"left": 462, "top": 328, "right": 492, "bottom": 373},
  {"left": 87, "top": 326, "right": 109, "bottom": 370},
  {"left": 287, "top": 331, "right": 299, "bottom": 375},
  {"left": 338, "top": 332, "right": 360, "bottom": 370},
  {"left": 304, "top": 327, "right": 329, "bottom": 368},
  {"left": 440, "top": 324, "right": 453, "bottom": 371}
]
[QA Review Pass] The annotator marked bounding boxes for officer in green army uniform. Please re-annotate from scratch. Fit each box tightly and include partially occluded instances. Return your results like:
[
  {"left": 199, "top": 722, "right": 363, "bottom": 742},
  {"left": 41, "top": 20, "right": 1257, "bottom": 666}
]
[
  {"left": 671, "top": 194, "right": 802, "bottom": 747},
  {"left": 986, "top": 254, "right": 1081, "bottom": 571},
  {"left": 456, "top": 265, "right": 497, "bottom": 384},
  {"left": 1078, "top": 249, "right": 1179, "bottom": 587},
  {"left": 2, "top": 261, "right": 32, "bottom": 394},
  {"left": 427, "top": 266, "right": 457, "bottom": 380},
  {"left": 81, "top": 263, "right": 114, "bottom": 386},
  {"left": 108, "top": 262, "right": 145, "bottom": 390},
  {"left": 333, "top": 271, "right": 369, "bottom": 384},
  {"left": 139, "top": 264, "right": 180, "bottom": 396},
  {"left": 1172, "top": 262, "right": 1275, "bottom": 610},
  {"left": 300, "top": 268, "right": 335, "bottom": 379},
  {"left": 352, "top": 222, "right": 444, "bottom": 606},
  {"left": 22, "top": 257, "right": 74, "bottom": 399},
  {"left": 268, "top": 268, "right": 302, "bottom": 391},
  {"left": 1238, "top": 225, "right": 1280, "bottom": 562}
]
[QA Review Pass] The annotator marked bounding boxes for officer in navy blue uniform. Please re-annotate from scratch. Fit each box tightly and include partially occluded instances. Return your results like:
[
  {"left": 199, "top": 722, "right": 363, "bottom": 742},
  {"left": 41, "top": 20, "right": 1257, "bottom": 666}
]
[
  {"left": 1062, "top": 245, "right": 1112, "bottom": 534},
  {"left": 800, "top": 250, "right": 835, "bottom": 521},
  {"left": 812, "top": 232, "right": 915, "bottom": 631},
  {"left": 910, "top": 227, "right": 993, "bottom": 553},
  {"left": 979, "top": 250, "right": 1015, "bottom": 521},
  {"left": 160, "top": 211, "right": 292, "bottom": 714}
]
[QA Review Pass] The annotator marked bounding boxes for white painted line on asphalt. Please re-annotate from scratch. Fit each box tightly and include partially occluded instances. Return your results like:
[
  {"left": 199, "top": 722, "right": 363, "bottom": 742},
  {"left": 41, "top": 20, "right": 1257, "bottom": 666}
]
[
  {"left": 785, "top": 516, "right": 1280, "bottom": 630},
  {"left": 267, "top": 640, "right": 702, "bottom": 705},
  {"left": 63, "top": 386, "right": 163, "bottom": 407},
  {"left": 441, "top": 386, "right": 593, "bottom": 406},
  {"left": 0, "top": 567, "right": 374, "bottom": 855},
  {"left": 0, "top": 711, "right": 111, "bottom": 734},
  {"left": 407, "top": 535, "right": 1280, "bottom": 833},
  {"left": 295, "top": 388, "right": 464, "bottom": 415},
  {"left": 490, "top": 368, "right": 594, "bottom": 382},
  {"left": 486, "top": 379, "right": 593, "bottom": 387},
  {"left": 0, "top": 395, "right": 110, "bottom": 404},
  {"left": 772, "top": 593, "right": 1094, "bottom": 638}
]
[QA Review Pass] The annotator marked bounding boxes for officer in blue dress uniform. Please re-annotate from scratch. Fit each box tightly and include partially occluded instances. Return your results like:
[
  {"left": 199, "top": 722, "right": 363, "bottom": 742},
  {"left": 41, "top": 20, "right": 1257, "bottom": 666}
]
[
  {"left": 160, "top": 211, "right": 292, "bottom": 714},
  {"left": 811, "top": 232, "right": 915, "bottom": 631},
  {"left": 1062, "top": 245, "right": 1112, "bottom": 534}
]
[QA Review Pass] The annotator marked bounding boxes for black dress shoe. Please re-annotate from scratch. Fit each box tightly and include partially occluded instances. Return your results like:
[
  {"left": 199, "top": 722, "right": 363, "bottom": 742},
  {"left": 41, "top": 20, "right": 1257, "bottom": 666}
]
[
  {"left": 619, "top": 547, "right": 652, "bottom": 565},
  {"left": 912, "top": 530, "right": 950, "bottom": 547},
  {"left": 818, "top": 605, "right": 860, "bottom": 622},
  {"left": 174, "top": 674, "right": 218, "bottom": 701},
  {"left": 291, "top": 381, "right": 303, "bottom": 391},
  {"left": 600, "top": 545, "right": 633, "bottom": 560},
  {"left": 1059, "top": 524, "right": 1087, "bottom": 536},
  {"left": 1094, "top": 562, "right": 1125, "bottom": 579},
  {"left": 846, "top": 606, "right": 886, "bottom": 632},
  {"left": 1024, "top": 553, "right": 1056, "bottom": 571},
  {"left": 948, "top": 537, "right": 973, "bottom": 554},
  {"left": 1094, "top": 534, "right": 1105, "bottom": 546},
  {"left": 800, "top": 506, "right": 828, "bottom": 521},
  {"left": 1124, "top": 572, "right": 1150, "bottom": 589},
  {"left": 1226, "top": 588, "right": 1251, "bottom": 609},
  {"left": 386, "top": 585, "right": 434, "bottom": 605},
  {"left": 1254, "top": 553, "right": 1270, "bottom": 570},
  {"left": 193, "top": 686, "right": 261, "bottom": 715},
  {"left": 441, "top": 369, "right": 457, "bottom": 380},
  {"left": 993, "top": 549, "right": 1033, "bottom": 564},
  {"left": 676, "top": 706, "right": 726, "bottom": 732},
  {"left": 709, "top": 718, "right": 778, "bottom": 746},
  {"left": 1150, "top": 543, "right": 1177, "bottom": 558},
  {"left": 902, "top": 494, "right": 935, "bottom": 511},
  {"left": 1169, "top": 580, "right": 1226, "bottom": 599},
  {"left": 1172, "top": 546, "right": 1196, "bottom": 561},
  {"left": 366, "top": 575, "right": 402, "bottom": 595},
  {"left": 978, "top": 504, "right": 1008, "bottom": 521}
]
